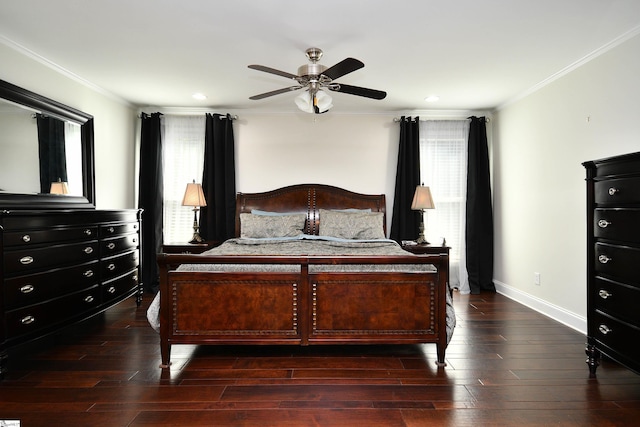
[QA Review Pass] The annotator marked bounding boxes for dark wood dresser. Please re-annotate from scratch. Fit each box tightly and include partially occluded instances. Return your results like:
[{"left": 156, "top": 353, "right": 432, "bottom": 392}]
[
  {"left": 583, "top": 151, "right": 640, "bottom": 376},
  {"left": 0, "top": 209, "right": 142, "bottom": 376}
]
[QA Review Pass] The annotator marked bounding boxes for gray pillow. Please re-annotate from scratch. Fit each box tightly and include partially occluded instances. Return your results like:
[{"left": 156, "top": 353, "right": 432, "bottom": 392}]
[
  {"left": 318, "top": 209, "right": 385, "bottom": 240},
  {"left": 240, "top": 213, "right": 306, "bottom": 238}
]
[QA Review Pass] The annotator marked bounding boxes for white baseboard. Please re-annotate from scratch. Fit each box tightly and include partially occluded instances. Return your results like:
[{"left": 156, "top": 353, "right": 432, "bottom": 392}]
[{"left": 493, "top": 280, "right": 587, "bottom": 335}]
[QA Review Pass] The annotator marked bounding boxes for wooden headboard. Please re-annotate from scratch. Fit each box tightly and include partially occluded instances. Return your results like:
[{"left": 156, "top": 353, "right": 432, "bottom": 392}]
[{"left": 235, "top": 184, "right": 386, "bottom": 237}]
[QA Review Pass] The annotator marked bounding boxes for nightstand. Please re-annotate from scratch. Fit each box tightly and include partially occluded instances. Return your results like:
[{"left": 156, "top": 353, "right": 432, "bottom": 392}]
[
  {"left": 402, "top": 242, "right": 452, "bottom": 294},
  {"left": 401, "top": 242, "right": 450, "bottom": 256},
  {"left": 162, "top": 241, "right": 219, "bottom": 254}
]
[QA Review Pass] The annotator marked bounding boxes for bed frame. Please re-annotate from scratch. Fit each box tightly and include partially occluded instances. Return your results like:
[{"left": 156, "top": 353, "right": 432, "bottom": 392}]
[{"left": 157, "top": 184, "right": 449, "bottom": 368}]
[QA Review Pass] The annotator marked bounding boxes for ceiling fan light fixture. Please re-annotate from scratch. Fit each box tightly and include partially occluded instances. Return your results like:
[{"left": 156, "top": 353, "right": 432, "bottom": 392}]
[
  {"left": 295, "top": 90, "right": 314, "bottom": 113},
  {"left": 315, "top": 90, "right": 333, "bottom": 113},
  {"left": 294, "top": 90, "right": 332, "bottom": 114}
]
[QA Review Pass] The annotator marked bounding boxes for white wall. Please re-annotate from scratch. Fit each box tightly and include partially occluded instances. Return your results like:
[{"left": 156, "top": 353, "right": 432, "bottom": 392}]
[
  {"left": 0, "top": 42, "right": 138, "bottom": 209},
  {"left": 233, "top": 113, "right": 400, "bottom": 230},
  {"left": 492, "top": 33, "right": 640, "bottom": 333}
]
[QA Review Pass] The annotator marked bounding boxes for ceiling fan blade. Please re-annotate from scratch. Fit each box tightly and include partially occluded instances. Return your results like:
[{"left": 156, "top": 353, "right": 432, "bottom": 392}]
[
  {"left": 249, "top": 86, "right": 302, "bottom": 100},
  {"left": 331, "top": 83, "right": 387, "bottom": 100},
  {"left": 322, "top": 58, "right": 364, "bottom": 80},
  {"left": 248, "top": 64, "right": 299, "bottom": 80}
]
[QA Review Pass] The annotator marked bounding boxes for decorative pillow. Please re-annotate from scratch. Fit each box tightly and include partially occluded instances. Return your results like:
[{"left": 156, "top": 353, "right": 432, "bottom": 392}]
[
  {"left": 240, "top": 212, "right": 306, "bottom": 238},
  {"left": 318, "top": 209, "right": 385, "bottom": 240}
]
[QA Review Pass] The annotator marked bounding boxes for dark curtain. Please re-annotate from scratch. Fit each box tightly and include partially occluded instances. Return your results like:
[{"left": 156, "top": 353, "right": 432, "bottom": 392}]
[
  {"left": 36, "top": 114, "right": 67, "bottom": 193},
  {"left": 200, "top": 113, "right": 236, "bottom": 242},
  {"left": 390, "top": 116, "right": 421, "bottom": 242},
  {"left": 138, "top": 112, "right": 163, "bottom": 293},
  {"left": 466, "top": 116, "right": 496, "bottom": 294}
]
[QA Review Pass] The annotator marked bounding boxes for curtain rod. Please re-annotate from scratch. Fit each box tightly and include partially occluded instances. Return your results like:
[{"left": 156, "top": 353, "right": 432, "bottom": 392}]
[
  {"left": 138, "top": 113, "right": 238, "bottom": 120},
  {"left": 392, "top": 116, "right": 489, "bottom": 123}
]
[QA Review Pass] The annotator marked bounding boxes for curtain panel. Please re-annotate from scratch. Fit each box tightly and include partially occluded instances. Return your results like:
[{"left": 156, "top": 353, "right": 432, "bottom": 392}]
[
  {"left": 419, "top": 119, "right": 469, "bottom": 294},
  {"left": 161, "top": 115, "right": 206, "bottom": 244},
  {"left": 466, "top": 116, "right": 495, "bottom": 294},
  {"left": 36, "top": 114, "right": 67, "bottom": 193},
  {"left": 200, "top": 113, "right": 236, "bottom": 242},
  {"left": 390, "top": 116, "right": 421, "bottom": 242},
  {"left": 138, "top": 112, "right": 164, "bottom": 293}
]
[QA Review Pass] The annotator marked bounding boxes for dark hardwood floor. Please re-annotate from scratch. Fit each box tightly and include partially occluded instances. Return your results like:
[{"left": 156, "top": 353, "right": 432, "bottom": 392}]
[{"left": 1, "top": 291, "right": 640, "bottom": 426}]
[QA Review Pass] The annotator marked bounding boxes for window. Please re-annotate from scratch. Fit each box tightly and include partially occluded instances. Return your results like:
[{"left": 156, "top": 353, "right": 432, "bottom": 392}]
[
  {"left": 161, "top": 115, "right": 206, "bottom": 244},
  {"left": 419, "top": 120, "right": 469, "bottom": 292}
]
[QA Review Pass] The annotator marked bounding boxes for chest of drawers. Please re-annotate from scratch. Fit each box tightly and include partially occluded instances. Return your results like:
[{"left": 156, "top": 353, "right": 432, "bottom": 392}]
[
  {"left": 0, "top": 209, "right": 142, "bottom": 376},
  {"left": 584, "top": 152, "right": 640, "bottom": 376}
]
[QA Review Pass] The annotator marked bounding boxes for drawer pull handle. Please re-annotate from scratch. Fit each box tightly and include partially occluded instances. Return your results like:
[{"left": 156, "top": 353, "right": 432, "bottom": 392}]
[
  {"left": 597, "top": 219, "right": 611, "bottom": 228},
  {"left": 598, "top": 324, "right": 612, "bottom": 335},
  {"left": 83, "top": 270, "right": 94, "bottom": 278},
  {"left": 22, "top": 234, "right": 31, "bottom": 243},
  {"left": 107, "top": 227, "right": 115, "bottom": 233},
  {"left": 133, "top": 224, "right": 138, "bottom": 230},
  {"left": 84, "top": 229, "right": 93, "bottom": 236},
  {"left": 20, "top": 256, "right": 34, "bottom": 265},
  {"left": 133, "top": 275, "right": 138, "bottom": 283},
  {"left": 84, "top": 295, "right": 95, "bottom": 303},
  {"left": 107, "top": 242, "right": 116, "bottom": 250},
  {"left": 108, "top": 263, "right": 116, "bottom": 271},
  {"left": 598, "top": 254, "right": 612, "bottom": 264},
  {"left": 598, "top": 289, "right": 612, "bottom": 299},
  {"left": 84, "top": 247, "right": 94, "bottom": 254},
  {"left": 133, "top": 238, "right": 137, "bottom": 244},
  {"left": 20, "top": 284, "right": 35, "bottom": 294},
  {"left": 608, "top": 187, "right": 619, "bottom": 196},
  {"left": 108, "top": 286, "right": 116, "bottom": 294},
  {"left": 21, "top": 315, "right": 35, "bottom": 325}
]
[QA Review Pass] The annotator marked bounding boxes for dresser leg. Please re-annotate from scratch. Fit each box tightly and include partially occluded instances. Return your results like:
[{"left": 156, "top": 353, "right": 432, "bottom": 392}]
[{"left": 585, "top": 342, "right": 600, "bottom": 377}]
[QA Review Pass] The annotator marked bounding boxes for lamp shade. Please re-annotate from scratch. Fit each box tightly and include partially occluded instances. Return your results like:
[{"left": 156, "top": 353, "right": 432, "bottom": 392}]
[
  {"left": 182, "top": 181, "right": 207, "bottom": 207},
  {"left": 411, "top": 185, "right": 434, "bottom": 210},
  {"left": 295, "top": 90, "right": 314, "bottom": 113},
  {"left": 295, "top": 89, "right": 333, "bottom": 114},
  {"left": 50, "top": 180, "right": 69, "bottom": 195},
  {"left": 314, "top": 90, "right": 333, "bottom": 113}
]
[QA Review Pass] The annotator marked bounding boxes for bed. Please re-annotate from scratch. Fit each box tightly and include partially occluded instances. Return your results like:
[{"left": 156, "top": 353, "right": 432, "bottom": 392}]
[{"left": 150, "top": 184, "right": 454, "bottom": 368}]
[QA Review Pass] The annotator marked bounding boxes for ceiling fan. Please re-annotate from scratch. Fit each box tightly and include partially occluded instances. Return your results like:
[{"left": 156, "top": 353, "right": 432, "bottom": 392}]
[{"left": 248, "top": 47, "right": 387, "bottom": 114}]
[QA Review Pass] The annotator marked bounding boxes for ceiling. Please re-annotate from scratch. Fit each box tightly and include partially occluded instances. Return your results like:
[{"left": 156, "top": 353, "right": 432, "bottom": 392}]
[{"left": 1, "top": 0, "right": 639, "bottom": 114}]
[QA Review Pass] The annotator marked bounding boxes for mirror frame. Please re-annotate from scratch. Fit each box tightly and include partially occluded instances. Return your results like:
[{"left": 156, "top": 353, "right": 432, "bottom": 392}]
[{"left": 0, "top": 79, "right": 95, "bottom": 210}]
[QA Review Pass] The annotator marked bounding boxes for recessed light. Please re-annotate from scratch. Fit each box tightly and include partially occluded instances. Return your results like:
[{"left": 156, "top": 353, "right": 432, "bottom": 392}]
[
  {"left": 192, "top": 93, "right": 207, "bottom": 100},
  {"left": 425, "top": 95, "right": 440, "bottom": 103}
]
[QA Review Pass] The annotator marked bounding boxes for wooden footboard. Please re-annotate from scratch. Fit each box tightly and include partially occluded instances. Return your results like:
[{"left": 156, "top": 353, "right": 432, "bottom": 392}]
[{"left": 157, "top": 254, "right": 449, "bottom": 369}]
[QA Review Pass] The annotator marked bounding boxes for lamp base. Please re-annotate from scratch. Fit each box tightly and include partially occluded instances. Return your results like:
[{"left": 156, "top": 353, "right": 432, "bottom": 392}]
[
  {"left": 189, "top": 231, "right": 205, "bottom": 244},
  {"left": 189, "top": 207, "right": 204, "bottom": 243},
  {"left": 416, "top": 220, "right": 429, "bottom": 245}
]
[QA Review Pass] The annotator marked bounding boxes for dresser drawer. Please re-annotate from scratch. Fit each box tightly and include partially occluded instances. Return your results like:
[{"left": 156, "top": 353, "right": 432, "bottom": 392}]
[
  {"left": 100, "top": 222, "right": 139, "bottom": 238},
  {"left": 592, "top": 277, "right": 640, "bottom": 325},
  {"left": 594, "top": 242, "right": 640, "bottom": 284},
  {"left": 101, "top": 233, "right": 139, "bottom": 257},
  {"left": 4, "top": 260, "right": 99, "bottom": 310},
  {"left": 102, "top": 269, "right": 139, "bottom": 304},
  {"left": 3, "top": 240, "right": 99, "bottom": 275},
  {"left": 591, "top": 311, "right": 640, "bottom": 368},
  {"left": 102, "top": 250, "right": 139, "bottom": 282},
  {"left": 3, "top": 226, "right": 98, "bottom": 247},
  {"left": 594, "top": 209, "right": 640, "bottom": 243},
  {"left": 4, "top": 285, "right": 101, "bottom": 339},
  {"left": 595, "top": 177, "right": 640, "bottom": 205}
]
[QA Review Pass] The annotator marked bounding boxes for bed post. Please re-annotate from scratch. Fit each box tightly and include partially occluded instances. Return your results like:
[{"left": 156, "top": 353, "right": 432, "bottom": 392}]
[
  {"left": 157, "top": 254, "right": 172, "bottom": 368},
  {"left": 435, "top": 254, "right": 448, "bottom": 367}
]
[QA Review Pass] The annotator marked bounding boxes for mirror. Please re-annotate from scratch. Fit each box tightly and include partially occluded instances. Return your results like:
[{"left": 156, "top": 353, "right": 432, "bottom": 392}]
[{"left": 0, "top": 79, "right": 95, "bottom": 209}]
